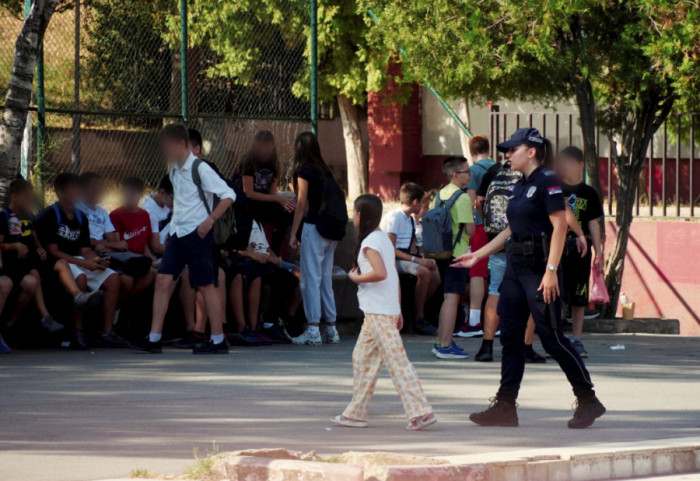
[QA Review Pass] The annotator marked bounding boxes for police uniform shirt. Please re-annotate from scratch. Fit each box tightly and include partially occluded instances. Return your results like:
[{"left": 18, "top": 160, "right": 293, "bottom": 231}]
[{"left": 506, "top": 166, "right": 565, "bottom": 242}]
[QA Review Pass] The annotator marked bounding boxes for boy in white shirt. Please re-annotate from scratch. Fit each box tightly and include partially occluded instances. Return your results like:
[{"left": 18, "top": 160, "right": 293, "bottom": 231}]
[
  {"left": 77, "top": 172, "right": 128, "bottom": 254},
  {"left": 130, "top": 123, "right": 235, "bottom": 354},
  {"left": 380, "top": 183, "right": 440, "bottom": 335}
]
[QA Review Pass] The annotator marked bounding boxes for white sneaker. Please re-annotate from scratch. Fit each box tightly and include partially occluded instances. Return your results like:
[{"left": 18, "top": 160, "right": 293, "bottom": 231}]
[
  {"left": 325, "top": 331, "right": 340, "bottom": 344},
  {"left": 291, "top": 329, "right": 322, "bottom": 346}
]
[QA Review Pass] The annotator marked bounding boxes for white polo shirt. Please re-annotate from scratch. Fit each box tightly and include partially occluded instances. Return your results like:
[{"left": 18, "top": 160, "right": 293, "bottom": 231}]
[{"left": 169, "top": 152, "right": 236, "bottom": 238}]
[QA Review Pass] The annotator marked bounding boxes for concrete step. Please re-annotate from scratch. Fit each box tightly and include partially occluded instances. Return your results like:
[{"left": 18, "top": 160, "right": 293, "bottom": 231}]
[{"left": 582, "top": 318, "right": 680, "bottom": 334}]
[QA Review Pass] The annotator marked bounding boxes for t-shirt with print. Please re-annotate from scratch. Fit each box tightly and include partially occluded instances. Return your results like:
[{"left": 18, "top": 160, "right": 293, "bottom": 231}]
[
  {"left": 380, "top": 208, "right": 415, "bottom": 252},
  {"left": 76, "top": 202, "right": 115, "bottom": 241},
  {"left": 141, "top": 195, "right": 171, "bottom": 245},
  {"left": 0, "top": 209, "right": 36, "bottom": 268},
  {"left": 294, "top": 164, "right": 324, "bottom": 224},
  {"left": 248, "top": 220, "right": 270, "bottom": 254},
  {"left": 110, "top": 207, "right": 152, "bottom": 255},
  {"left": 356, "top": 230, "right": 401, "bottom": 316},
  {"left": 242, "top": 154, "right": 277, "bottom": 194},
  {"left": 467, "top": 158, "right": 496, "bottom": 226},
  {"left": 36, "top": 203, "right": 90, "bottom": 260},
  {"left": 562, "top": 182, "right": 604, "bottom": 237},
  {"left": 432, "top": 184, "right": 474, "bottom": 258}
]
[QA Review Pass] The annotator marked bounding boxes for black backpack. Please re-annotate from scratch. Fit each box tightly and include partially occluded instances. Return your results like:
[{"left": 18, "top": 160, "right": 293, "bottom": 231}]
[
  {"left": 482, "top": 165, "right": 522, "bottom": 235},
  {"left": 315, "top": 172, "right": 348, "bottom": 241},
  {"left": 228, "top": 173, "right": 254, "bottom": 251},
  {"left": 191, "top": 158, "right": 237, "bottom": 248}
]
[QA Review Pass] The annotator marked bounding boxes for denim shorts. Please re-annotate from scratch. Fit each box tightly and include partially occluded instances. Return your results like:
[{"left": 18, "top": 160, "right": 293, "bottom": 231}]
[
  {"left": 158, "top": 230, "right": 216, "bottom": 288},
  {"left": 488, "top": 251, "right": 507, "bottom": 296}
]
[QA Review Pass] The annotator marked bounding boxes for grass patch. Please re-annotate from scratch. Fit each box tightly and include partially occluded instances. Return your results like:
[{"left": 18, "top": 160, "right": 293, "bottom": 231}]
[
  {"left": 184, "top": 442, "right": 221, "bottom": 480},
  {"left": 129, "top": 468, "right": 156, "bottom": 478},
  {"left": 317, "top": 455, "right": 344, "bottom": 464}
]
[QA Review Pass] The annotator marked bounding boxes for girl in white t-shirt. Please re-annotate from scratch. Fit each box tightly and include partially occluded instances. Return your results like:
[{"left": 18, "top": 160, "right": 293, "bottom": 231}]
[{"left": 330, "top": 194, "right": 436, "bottom": 431}]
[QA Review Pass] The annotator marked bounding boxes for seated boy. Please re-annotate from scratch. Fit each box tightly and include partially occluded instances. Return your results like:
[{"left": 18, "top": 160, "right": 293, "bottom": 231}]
[
  {"left": 36, "top": 173, "right": 124, "bottom": 350},
  {"left": 0, "top": 179, "right": 63, "bottom": 341},
  {"left": 109, "top": 177, "right": 157, "bottom": 297},
  {"left": 431, "top": 156, "right": 475, "bottom": 360},
  {"left": 380, "top": 182, "right": 440, "bottom": 335},
  {"left": 77, "top": 172, "right": 127, "bottom": 254}
]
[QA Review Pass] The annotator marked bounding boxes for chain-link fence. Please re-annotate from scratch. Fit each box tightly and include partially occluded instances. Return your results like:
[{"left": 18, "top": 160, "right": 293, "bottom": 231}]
[{"left": 1, "top": 0, "right": 312, "bottom": 209}]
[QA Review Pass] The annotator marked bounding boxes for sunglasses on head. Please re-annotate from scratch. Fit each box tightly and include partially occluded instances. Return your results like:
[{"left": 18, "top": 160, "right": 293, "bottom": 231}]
[{"left": 456, "top": 169, "right": 471, "bottom": 174}]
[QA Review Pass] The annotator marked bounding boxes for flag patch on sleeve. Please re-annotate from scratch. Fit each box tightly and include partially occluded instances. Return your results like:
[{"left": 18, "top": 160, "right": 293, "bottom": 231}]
[{"left": 548, "top": 186, "right": 563, "bottom": 195}]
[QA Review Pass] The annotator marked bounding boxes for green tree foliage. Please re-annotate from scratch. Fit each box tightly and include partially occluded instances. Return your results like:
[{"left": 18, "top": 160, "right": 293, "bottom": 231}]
[{"left": 362, "top": 0, "right": 700, "bottom": 311}]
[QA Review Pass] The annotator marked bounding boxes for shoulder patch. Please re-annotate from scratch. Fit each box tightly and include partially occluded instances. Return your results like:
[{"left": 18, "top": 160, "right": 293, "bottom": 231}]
[{"left": 548, "top": 186, "right": 563, "bottom": 195}]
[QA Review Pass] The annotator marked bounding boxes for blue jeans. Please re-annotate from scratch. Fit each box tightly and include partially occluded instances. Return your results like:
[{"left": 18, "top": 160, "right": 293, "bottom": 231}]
[
  {"left": 488, "top": 251, "right": 507, "bottom": 296},
  {"left": 300, "top": 223, "right": 337, "bottom": 324}
]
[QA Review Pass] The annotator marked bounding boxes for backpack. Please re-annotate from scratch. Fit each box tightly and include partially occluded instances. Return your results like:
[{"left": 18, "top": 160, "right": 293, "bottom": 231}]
[
  {"left": 482, "top": 165, "right": 522, "bottom": 235},
  {"left": 51, "top": 203, "right": 84, "bottom": 226},
  {"left": 228, "top": 173, "right": 254, "bottom": 251},
  {"left": 419, "top": 188, "right": 465, "bottom": 260},
  {"left": 191, "top": 158, "right": 237, "bottom": 248},
  {"left": 315, "top": 172, "right": 348, "bottom": 241}
]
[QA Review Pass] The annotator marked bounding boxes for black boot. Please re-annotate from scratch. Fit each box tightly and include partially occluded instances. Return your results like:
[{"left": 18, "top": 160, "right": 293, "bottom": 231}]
[
  {"left": 475, "top": 340, "right": 494, "bottom": 362},
  {"left": 568, "top": 392, "right": 606, "bottom": 429},
  {"left": 524, "top": 344, "right": 546, "bottom": 363},
  {"left": 469, "top": 396, "right": 519, "bottom": 427}
]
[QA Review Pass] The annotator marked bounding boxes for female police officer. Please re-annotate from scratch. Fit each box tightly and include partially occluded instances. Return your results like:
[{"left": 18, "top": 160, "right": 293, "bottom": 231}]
[{"left": 453, "top": 128, "right": 605, "bottom": 429}]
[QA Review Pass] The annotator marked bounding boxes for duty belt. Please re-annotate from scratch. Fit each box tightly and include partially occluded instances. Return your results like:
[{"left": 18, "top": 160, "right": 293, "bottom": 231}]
[{"left": 505, "top": 239, "right": 539, "bottom": 256}]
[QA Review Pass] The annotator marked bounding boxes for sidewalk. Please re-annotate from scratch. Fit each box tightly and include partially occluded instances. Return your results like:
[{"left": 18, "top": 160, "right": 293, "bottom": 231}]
[{"left": 0, "top": 333, "right": 698, "bottom": 481}]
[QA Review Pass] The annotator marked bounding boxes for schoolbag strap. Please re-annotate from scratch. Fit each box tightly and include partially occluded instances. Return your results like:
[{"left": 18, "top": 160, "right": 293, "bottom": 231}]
[
  {"left": 51, "top": 203, "right": 62, "bottom": 224},
  {"left": 191, "top": 158, "right": 212, "bottom": 215},
  {"left": 444, "top": 188, "right": 465, "bottom": 210},
  {"left": 453, "top": 224, "right": 465, "bottom": 250}
]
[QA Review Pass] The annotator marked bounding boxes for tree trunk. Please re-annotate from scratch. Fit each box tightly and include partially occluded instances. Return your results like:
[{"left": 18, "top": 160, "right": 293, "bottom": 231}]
[
  {"left": 0, "top": 0, "right": 58, "bottom": 204},
  {"left": 456, "top": 98, "right": 472, "bottom": 160},
  {"left": 337, "top": 94, "right": 368, "bottom": 199}
]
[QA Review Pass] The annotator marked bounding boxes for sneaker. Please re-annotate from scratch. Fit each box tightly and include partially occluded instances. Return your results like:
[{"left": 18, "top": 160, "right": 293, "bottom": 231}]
[
  {"left": 0, "top": 334, "right": 12, "bottom": 353},
  {"left": 325, "top": 330, "right": 340, "bottom": 344},
  {"left": 261, "top": 324, "right": 292, "bottom": 344},
  {"left": 250, "top": 329, "right": 274, "bottom": 345},
  {"left": 41, "top": 315, "right": 64, "bottom": 334},
  {"left": 291, "top": 329, "right": 322, "bottom": 346},
  {"left": 70, "top": 329, "right": 89, "bottom": 351},
  {"left": 416, "top": 318, "right": 438, "bottom": 336},
  {"left": 568, "top": 394, "right": 606, "bottom": 429},
  {"left": 571, "top": 339, "right": 589, "bottom": 358},
  {"left": 525, "top": 346, "right": 547, "bottom": 363},
  {"left": 99, "top": 331, "right": 130, "bottom": 348},
  {"left": 433, "top": 341, "right": 469, "bottom": 359},
  {"left": 474, "top": 342, "right": 494, "bottom": 362},
  {"left": 584, "top": 309, "right": 600, "bottom": 320},
  {"left": 174, "top": 331, "right": 207, "bottom": 349},
  {"left": 230, "top": 329, "right": 266, "bottom": 346},
  {"left": 72, "top": 290, "right": 103, "bottom": 313},
  {"left": 129, "top": 337, "right": 162, "bottom": 354},
  {"left": 454, "top": 323, "right": 484, "bottom": 338},
  {"left": 495, "top": 329, "right": 501, "bottom": 337},
  {"left": 469, "top": 397, "right": 519, "bottom": 427},
  {"left": 192, "top": 339, "right": 229, "bottom": 354}
]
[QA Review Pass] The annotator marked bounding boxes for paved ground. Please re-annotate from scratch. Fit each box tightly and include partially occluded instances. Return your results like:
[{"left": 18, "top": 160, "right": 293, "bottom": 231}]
[{"left": 0, "top": 333, "right": 698, "bottom": 481}]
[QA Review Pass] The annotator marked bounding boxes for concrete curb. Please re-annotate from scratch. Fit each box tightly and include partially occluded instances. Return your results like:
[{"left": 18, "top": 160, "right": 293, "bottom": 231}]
[{"left": 582, "top": 318, "right": 680, "bottom": 334}]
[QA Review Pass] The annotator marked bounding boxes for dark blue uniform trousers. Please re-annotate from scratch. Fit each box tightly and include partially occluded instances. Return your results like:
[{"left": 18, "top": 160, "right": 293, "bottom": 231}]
[{"left": 497, "top": 253, "right": 594, "bottom": 401}]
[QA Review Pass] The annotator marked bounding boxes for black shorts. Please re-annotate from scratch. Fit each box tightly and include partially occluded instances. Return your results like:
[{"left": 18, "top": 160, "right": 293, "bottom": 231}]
[
  {"left": 158, "top": 230, "right": 216, "bottom": 288},
  {"left": 562, "top": 238, "right": 592, "bottom": 307},
  {"left": 437, "top": 259, "right": 469, "bottom": 295},
  {"left": 222, "top": 254, "right": 263, "bottom": 282},
  {"left": 2, "top": 257, "right": 38, "bottom": 286}
]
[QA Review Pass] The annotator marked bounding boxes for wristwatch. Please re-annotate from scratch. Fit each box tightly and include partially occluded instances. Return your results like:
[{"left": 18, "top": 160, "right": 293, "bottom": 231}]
[{"left": 546, "top": 264, "right": 557, "bottom": 272}]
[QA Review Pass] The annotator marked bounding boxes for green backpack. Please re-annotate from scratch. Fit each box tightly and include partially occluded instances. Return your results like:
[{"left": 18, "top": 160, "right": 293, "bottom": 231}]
[{"left": 191, "top": 158, "right": 237, "bottom": 248}]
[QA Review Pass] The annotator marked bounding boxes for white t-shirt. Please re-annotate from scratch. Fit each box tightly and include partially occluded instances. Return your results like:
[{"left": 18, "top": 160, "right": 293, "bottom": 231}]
[
  {"left": 76, "top": 202, "right": 115, "bottom": 241},
  {"left": 142, "top": 195, "right": 171, "bottom": 245},
  {"left": 356, "top": 230, "right": 401, "bottom": 316},
  {"left": 380, "top": 208, "right": 415, "bottom": 251},
  {"left": 248, "top": 221, "right": 270, "bottom": 254}
]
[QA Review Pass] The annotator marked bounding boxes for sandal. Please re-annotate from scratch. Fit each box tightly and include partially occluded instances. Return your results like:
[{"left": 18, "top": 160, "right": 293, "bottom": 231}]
[
  {"left": 330, "top": 415, "right": 368, "bottom": 428},
  {"left": 406, "top": 413, "right": 437, "bottom": 431}
]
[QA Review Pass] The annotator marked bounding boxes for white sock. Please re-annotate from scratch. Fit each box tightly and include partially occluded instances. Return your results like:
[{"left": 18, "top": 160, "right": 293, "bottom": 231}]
[
  {"left": 149, "top": 332, "right": 162, "bottom": 343},
  {"left": 327, "top": 325, "right": 337, "bottom": 335},
  {"left": 113, "top": 309, "right": 121, "bottom": 326},
  {"left": 469, "top": 309, "right": 482, "bottom": 327},
  {"left": 308, "top": 325, "right": 320, "bottom": 335},
  {"left": 263, "top": 322, "right": 274, "bottom": 329},
  {"left": 211, "top": 334, "right": 225, "bottom": 344}
]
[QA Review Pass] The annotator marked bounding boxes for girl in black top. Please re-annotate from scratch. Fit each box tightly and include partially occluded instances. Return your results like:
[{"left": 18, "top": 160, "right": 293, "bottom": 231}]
[{"left": 453, "top": 128, "right": 605, "bottom": 430}]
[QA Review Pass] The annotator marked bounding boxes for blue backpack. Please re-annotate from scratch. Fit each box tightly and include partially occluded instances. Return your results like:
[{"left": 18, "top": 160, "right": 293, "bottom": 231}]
[
  {"left": 420, "top": 188, "right": 465, "bottom": 260},
  {"left": 51, "top": 203, "right": 84, "bottom": 225}
]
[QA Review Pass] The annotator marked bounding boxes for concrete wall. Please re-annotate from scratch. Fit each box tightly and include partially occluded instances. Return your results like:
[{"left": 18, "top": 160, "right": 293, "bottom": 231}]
[{"left": 605, "top": 219, "right": 700, "bottom": 335}]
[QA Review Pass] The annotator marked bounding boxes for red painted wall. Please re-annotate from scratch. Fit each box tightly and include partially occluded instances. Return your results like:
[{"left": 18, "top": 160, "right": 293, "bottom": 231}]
[{"left": 605, "top": 220, "right": 700, "bottom": 335}]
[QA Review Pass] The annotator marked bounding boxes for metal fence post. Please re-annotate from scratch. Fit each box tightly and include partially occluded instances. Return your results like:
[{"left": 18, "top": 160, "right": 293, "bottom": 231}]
[
  {"left": 180, "top": 0, "right": 189, "bottom": 124},
  {"left": 70, "top": 0, "right": 81, "bottom": 174},
  {"left": 310, "top": 0, "right": 318, "bottom": 135}
]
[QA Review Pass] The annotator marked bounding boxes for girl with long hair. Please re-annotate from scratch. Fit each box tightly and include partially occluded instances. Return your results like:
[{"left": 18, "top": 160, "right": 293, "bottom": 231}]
[
  {"left": 330, "top": 194, "right": 436, "bottom": 430},
  {"left": 288, "top": 132, "right": 340, "bottom": 346}
]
